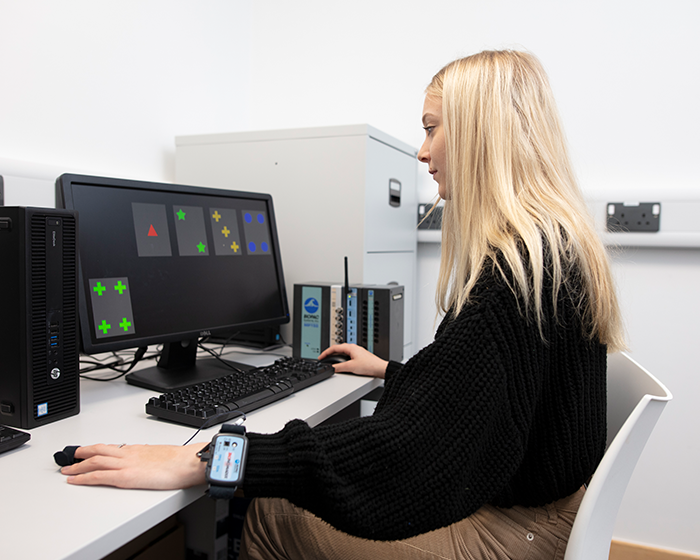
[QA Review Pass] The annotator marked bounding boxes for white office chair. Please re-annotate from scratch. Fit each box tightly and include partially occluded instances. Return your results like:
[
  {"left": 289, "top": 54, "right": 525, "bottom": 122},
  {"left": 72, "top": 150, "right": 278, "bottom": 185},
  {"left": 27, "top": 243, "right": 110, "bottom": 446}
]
[{"left": 564, "top": 352, "right": 672, "bottom": 560}]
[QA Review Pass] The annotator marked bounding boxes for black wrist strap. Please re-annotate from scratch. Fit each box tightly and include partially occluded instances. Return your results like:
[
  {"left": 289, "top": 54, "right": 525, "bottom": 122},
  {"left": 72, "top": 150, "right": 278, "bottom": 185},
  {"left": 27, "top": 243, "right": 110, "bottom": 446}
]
[
  {"left": 206, "top": 423, "right": 246, "bottom": 500},
  {"left": 221, "top": 424, "right": 246, "bottom": 435},
  {"left": 208, "top": 483, "right": 239, "bottom": 500}
]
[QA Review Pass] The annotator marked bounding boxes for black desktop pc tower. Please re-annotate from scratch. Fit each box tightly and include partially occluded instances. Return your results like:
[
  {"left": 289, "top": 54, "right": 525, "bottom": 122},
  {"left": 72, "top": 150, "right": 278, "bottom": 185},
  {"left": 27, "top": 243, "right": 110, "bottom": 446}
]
[{"left": 0, "top": 207, "right": 80, "bottom": 429}]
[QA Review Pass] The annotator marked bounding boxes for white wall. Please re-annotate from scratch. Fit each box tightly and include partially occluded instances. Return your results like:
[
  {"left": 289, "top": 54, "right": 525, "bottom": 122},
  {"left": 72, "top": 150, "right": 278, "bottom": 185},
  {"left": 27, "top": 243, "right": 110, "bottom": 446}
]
[
  {"left": 609, "top": 248, "right": 700, "bottom": 553},
  {"left": 245, "top": 0, "right": 699, "bottom": 199},
  {"left": 2, "top": 0, "right": 699, "bottom": 555},
  {"left": 0, "top": 0, "right": 251, "bottom": 198}
]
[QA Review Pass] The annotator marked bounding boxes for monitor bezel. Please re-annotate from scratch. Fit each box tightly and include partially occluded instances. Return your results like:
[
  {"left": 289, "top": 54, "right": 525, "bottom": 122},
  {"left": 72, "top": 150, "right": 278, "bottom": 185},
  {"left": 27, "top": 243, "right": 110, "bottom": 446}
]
[{"left": 56, "top": 173, "right": 290, "bottom": 357}]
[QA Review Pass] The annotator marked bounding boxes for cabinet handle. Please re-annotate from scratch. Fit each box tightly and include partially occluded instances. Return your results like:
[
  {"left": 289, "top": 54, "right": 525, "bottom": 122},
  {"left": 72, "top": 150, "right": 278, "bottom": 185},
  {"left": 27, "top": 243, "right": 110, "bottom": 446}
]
[{"left": 389, "top": 179, "right": 401, "bottom": 208}]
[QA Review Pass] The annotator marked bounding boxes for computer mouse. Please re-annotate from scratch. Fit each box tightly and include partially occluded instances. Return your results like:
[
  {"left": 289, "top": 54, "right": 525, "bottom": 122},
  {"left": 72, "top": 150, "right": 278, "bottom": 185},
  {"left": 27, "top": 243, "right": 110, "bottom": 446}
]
[
  {"left": 54, "top": 445, "right": 82, "bottom": 467},
  {"left": 320, "top": 353, "right": 351, "bottom": 365}
]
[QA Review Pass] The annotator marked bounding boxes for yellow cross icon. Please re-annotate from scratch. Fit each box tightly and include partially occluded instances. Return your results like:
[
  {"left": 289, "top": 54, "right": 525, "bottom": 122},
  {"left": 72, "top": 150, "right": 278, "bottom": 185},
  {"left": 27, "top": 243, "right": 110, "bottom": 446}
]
[
  {"left": 212, "top": 211, "right": 221, "bottom": 222},
  {"left": 222, "top": 226, "right": 230, "bottom": 237},
  {"left": 231, "top": 241, "right": 239, "bottom": 253}
]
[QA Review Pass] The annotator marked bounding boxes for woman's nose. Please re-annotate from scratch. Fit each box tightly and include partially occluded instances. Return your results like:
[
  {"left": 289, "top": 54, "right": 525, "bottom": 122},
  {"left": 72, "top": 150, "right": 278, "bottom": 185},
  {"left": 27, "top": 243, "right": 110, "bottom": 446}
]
[{"left": 417, "top": 139, "right": 430, "bottom": 164}]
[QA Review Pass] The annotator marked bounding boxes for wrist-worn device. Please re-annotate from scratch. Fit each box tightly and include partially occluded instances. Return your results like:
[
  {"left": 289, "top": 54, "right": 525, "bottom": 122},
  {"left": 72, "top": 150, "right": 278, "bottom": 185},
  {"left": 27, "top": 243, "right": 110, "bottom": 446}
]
[{"left": 198, "top": 423, "right": 248, "bottom": 500}]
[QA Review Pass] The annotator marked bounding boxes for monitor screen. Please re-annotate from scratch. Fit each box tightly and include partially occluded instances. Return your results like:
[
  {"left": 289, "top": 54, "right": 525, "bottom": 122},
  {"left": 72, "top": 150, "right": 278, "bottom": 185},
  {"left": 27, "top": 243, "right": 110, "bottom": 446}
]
[{"left": 56, "top": 174, "right": 289, "bottom": 391}]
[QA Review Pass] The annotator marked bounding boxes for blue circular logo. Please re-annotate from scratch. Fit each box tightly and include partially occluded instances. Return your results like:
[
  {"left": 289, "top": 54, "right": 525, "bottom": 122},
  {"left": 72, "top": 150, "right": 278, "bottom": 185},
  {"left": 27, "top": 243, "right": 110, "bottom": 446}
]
[
  {"left": 244, "top": 213, "right": 252, "bottom": 223},
  {"left": 261, "top": 242, "right": 269, "bottom": 252},
  {"left": 257, "top": 214, "right": 265, "bottom": 224},
  {"left": 304, "top": 298, "right": 319, "bottom": 314},
  {"left": 248, "top": 241, "right": 256, "bottom": 252}
]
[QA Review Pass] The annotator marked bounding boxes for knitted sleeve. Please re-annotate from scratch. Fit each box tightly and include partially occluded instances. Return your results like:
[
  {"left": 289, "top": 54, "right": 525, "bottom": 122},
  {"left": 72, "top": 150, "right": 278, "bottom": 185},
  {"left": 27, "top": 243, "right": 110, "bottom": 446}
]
[
  {"left": 384, "top": 359, "right": 403, "bottom": 379},
  {"left": 241, "top": 272, "right": 606, "bottom": 540}
]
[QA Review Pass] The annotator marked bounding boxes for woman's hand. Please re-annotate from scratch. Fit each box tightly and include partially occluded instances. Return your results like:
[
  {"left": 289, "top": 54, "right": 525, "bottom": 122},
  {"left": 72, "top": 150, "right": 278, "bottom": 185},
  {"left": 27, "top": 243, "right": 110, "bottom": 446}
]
[
  {"left": 318, "top": 343, "right": 388, "bottom": 379},
  {"left": 60, "top": 443, "right": 207, "bottom": 490}
]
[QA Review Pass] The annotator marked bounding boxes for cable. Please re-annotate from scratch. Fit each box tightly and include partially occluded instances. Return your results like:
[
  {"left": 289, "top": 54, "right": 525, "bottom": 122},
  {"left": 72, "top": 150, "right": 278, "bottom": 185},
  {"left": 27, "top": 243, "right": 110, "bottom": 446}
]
[
  {"left": 181, "top": 411, "right": 247, "bottom": 446},
  {"left": 211, "top": 346, "right": 290, "bottom": 360},
  {"left": 198, "top": 336, "right": 291, "bottom": 360},
  {"left": 196, "top": 343, "right": 248, "bottom": 374},
  {"left": 200, "top": 332, "right": 290, "bottom": 357},
  {"left": 79, "top": 347, "right": 150, "bottom": 381},
  {"left": 79, "top": 348, "right": 160, "bottom": 374}
]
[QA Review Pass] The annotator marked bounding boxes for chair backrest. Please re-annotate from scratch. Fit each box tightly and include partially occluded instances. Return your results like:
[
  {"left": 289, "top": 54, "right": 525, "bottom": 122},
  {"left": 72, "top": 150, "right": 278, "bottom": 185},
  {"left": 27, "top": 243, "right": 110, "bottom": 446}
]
[{"left": 564, "top": 352, "right": 672, "bottom": 560}]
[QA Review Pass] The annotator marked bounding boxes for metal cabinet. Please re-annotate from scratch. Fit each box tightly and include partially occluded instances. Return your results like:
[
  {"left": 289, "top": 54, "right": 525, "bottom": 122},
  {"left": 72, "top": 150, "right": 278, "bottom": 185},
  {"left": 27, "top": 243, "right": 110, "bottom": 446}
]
[{"left": 175, "top": 124, "right": 418, "bottom": 357}]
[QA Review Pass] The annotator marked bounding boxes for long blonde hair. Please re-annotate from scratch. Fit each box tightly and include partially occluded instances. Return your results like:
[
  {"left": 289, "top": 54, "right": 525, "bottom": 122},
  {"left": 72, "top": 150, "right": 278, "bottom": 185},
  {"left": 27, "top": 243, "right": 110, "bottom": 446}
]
[{"left": 428, "top": 50, "right": 625, "bottom": 352}]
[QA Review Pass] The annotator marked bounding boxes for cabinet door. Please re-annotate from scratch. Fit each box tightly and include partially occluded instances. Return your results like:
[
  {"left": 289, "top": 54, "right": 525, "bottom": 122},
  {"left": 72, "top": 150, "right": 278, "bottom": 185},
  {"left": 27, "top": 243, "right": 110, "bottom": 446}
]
[{"left": 364, "top": 138, "right": 417, "bottom": 253}]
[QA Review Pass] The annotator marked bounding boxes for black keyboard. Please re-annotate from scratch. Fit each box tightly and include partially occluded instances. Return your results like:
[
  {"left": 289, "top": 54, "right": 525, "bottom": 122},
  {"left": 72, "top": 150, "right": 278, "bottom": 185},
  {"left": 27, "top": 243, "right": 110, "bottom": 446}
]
[
  {"left": 0, "top": 425, "right": 30, "bottom": 455},
  {"left": 146, "top": 357, "right": 335, "bottom": 427}
]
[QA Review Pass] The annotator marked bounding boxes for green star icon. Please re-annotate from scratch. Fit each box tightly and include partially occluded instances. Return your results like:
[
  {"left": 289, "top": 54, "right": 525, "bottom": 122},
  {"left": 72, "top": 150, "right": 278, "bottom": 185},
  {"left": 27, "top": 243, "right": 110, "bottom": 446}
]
[
  {"left": 176, "top": 209, "right": 186, "bottom": 220},
  {"left": 197, "top": 242, "right": 206, "bottom": 253}
]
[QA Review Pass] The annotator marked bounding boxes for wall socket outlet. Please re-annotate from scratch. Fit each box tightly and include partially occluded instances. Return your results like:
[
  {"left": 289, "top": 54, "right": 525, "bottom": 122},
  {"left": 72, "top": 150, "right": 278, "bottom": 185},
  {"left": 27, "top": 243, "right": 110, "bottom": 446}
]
[
  {"left": 417, "top": 202, "right": 443, "bottom": 230},
  {"left": 607, "top": 202, "right": 661, "bottom": 233}
]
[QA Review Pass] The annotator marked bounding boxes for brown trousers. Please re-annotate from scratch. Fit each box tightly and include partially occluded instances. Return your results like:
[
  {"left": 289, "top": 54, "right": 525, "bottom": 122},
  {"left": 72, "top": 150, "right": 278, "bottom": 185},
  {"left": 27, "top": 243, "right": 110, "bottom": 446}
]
[{"left": 240, "top": 487, "right": 585, "bottom": 560}]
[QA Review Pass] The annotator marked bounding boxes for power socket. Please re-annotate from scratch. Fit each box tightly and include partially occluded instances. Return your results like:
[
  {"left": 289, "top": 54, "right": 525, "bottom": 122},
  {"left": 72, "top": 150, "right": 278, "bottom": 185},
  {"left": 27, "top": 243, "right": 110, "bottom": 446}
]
[
  {"left": 417, "top": 202, "right": 443, "bottom": 230},
  {"left": 607, "top": 202, "right": 661, "bottom": 233}
]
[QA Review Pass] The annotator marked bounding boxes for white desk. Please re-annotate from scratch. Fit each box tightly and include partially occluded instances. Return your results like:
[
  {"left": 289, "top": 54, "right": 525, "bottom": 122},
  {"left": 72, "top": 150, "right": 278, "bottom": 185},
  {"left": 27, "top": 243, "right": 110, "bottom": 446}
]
[{"left": 0, "top": 351, "right": 382, "bottom": 560}]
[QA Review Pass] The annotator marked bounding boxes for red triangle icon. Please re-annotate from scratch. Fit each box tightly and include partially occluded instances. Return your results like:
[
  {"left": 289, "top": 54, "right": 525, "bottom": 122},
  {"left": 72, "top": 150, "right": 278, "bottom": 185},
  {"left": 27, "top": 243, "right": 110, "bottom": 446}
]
[{"left": 147, "top": 224, "right": 158, "bottom": 237}]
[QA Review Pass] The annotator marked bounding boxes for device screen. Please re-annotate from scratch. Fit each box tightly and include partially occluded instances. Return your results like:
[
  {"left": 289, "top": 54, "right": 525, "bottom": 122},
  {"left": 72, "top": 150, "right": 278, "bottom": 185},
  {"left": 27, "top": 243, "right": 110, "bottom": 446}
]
[{"left": 209, "top": 435, "right": 246, "bottom": 484}]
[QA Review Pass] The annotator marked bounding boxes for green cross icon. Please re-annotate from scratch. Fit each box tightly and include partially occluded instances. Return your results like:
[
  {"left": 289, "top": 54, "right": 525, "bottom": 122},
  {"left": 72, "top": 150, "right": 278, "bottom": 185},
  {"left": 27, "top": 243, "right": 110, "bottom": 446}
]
[
  {"left": 119, "top": 318, "right": 132, "bottom": 332},
  {"left": 177, "top": 209, "right": 186, "bottom": 220},
  {"left": 98, "top": 320, "right": 111, "bottom": 334},
  {"left": 93, "top": 282, "right": 106, "bottom": 296},
  {"left": 114, "top": 281, "right": 127, "bottom": 295}
]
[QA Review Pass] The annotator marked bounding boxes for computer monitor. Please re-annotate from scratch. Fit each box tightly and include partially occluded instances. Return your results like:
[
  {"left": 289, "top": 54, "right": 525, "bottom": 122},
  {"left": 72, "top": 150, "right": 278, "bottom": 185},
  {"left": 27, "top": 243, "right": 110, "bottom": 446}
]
[{"left": 56, "top": 173, "right": 289, "bottom": 392}]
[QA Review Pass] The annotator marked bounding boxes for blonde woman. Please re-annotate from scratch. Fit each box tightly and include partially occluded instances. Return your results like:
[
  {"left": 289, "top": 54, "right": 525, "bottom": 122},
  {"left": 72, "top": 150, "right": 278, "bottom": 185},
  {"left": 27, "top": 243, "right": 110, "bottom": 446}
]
[{"left": 62, "top": 50, "right": 624, "bottom": 560}]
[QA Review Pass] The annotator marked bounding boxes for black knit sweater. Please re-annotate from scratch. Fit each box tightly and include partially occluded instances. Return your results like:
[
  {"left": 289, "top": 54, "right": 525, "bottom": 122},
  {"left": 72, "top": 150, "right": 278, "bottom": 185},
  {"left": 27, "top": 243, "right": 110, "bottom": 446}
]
[{"left": 241, "top": 265, "right": 608, "bottom": 541}]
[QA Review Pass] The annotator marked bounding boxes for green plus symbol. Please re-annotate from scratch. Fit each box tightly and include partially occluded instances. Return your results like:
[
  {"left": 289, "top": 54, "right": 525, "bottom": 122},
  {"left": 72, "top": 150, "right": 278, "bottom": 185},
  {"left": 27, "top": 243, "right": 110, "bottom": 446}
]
[
  {"left": 176, "top": 209, "right": 186, "bottom": 220},
  {"left": 119, "top": 318, "right": 132, "bottom": 332},
  {"left": 93, "top": 282, "right": 106, "bottom": 296},
  {"left": 98, "top": 320, "right": 111, "bottom": 334},
  {"left": 197, "top": 242, "right": 206, "bottom": 253},
  {"left": 114, "top": 281, "right": 127, "bottom": 294}
]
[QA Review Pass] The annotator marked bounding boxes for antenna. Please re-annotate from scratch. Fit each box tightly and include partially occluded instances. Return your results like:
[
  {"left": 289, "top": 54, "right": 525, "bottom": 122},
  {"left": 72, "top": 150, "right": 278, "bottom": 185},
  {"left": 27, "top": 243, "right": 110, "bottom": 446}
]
[{"left": 344, "top": 256, "right": 349, "bottom": 343}]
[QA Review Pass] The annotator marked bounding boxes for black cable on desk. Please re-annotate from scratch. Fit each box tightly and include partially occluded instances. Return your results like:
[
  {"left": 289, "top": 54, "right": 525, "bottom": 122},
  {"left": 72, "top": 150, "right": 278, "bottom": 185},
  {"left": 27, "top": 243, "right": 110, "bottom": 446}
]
[{"left": 79, "top": 347, "right": 150, "bottom": 381}]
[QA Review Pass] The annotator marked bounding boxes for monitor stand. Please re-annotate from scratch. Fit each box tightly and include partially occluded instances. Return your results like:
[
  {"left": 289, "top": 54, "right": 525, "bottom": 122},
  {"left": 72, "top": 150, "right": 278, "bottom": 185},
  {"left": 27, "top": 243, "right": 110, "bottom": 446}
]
[{"left": 125, "top": 338, "right": 254, "bottom": 392}]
